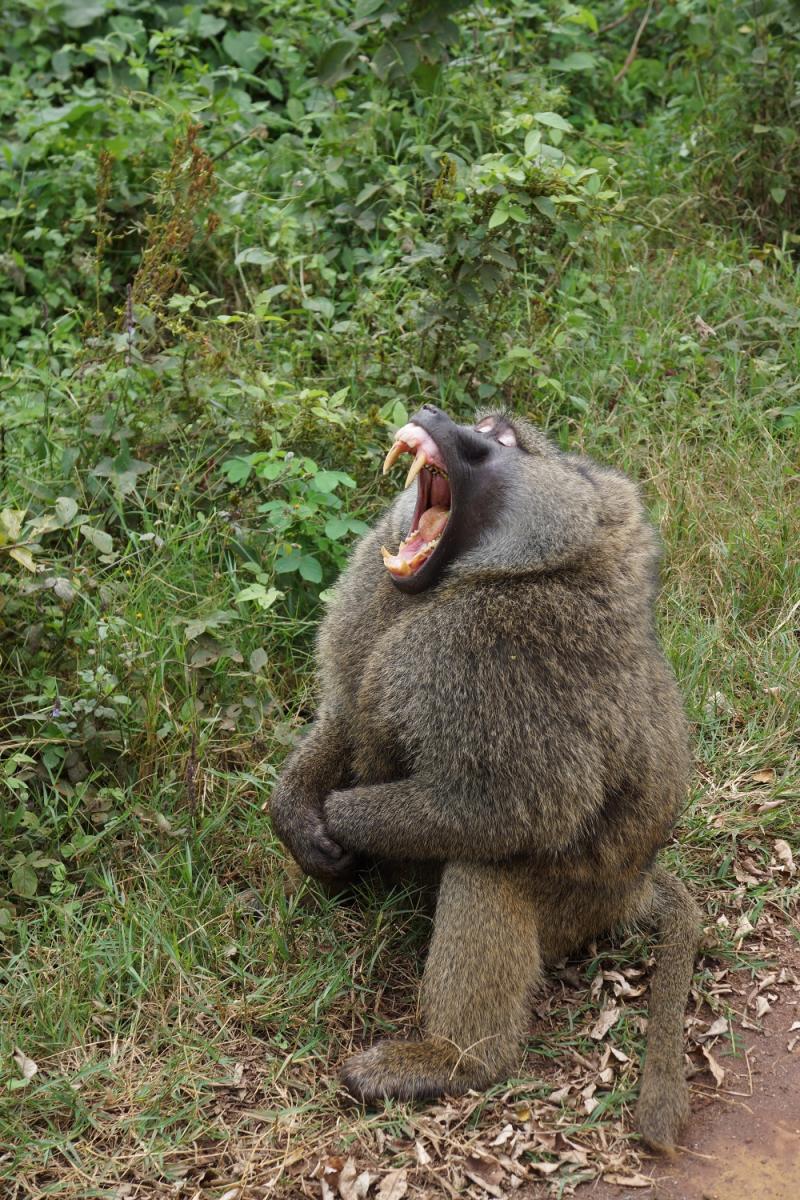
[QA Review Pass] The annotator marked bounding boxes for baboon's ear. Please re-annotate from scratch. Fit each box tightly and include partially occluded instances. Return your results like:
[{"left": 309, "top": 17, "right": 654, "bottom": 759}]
[{"left": 474, "top": 412, "right": 519, "bottom": 447}]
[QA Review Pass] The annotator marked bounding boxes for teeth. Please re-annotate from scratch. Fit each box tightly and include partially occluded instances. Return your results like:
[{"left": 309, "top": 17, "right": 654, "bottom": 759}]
[
  {"left": 404, "top": 449, "right": 427, "bottom": 489},
  {"left": 382, "top": 441, "right": 407, "bottom": 475}
]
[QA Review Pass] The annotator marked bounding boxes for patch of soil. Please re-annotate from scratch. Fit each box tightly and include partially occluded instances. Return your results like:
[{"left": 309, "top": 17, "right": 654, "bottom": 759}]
[{"left": 589, "top": 941, "right": 800, "bottom": 1200}]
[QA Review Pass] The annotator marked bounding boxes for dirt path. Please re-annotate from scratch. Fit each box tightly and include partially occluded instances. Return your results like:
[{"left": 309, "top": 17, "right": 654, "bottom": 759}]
[{"left": 589, "top": 944, "right": 800, "bottom": 1200}]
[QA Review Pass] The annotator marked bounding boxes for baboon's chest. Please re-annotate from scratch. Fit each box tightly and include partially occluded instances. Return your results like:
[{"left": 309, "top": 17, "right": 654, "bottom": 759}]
[{"left": 348, "top": 627, "right": 417, "bottom": 783}]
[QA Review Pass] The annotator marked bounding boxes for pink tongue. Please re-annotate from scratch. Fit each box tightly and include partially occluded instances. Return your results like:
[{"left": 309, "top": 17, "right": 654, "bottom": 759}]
[
  {"left": 417, "top": 506, "right": 449, "bottom": 541},
  {"left": 381, "top": 505, "right": 450, "bottom": 576}
]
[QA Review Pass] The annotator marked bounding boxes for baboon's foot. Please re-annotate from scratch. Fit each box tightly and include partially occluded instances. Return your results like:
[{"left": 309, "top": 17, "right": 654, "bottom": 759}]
[
  {"left": 635, "top": 1072, "right": 690, "bottom": 1154},
  {"left": 340, "top": 1038, "right": 496, "bottom": 1103}
]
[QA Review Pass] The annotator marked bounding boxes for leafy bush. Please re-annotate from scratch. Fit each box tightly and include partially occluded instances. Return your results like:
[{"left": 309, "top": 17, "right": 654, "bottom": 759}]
[{"left": 2, "top": 0, "right": 797, "bottom": 913}]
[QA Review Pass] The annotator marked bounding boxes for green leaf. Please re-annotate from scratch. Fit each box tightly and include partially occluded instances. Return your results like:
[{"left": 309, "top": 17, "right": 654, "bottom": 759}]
[
  {"left": 392, "top": 400, "right": 409, "bottom": 428},
  {"left": 194, "top": 13, "right": 226, "bottom": 38},
  {"left": 533, "top": 112, "right": 573, "bottom": 132},
  {"left": 533, "top": 196, "right": 557, "bottom": 220},
  {"left": 52, "top": 48, "right": 73, "bottom": 78},
  {"left": 552, "top": 52, "right": 595, "bottom": 72},
  {"left": 488, "top": 203, "right": 509, "bottom": 230},
  {"left": 235, "top": 247, "right": 273, "bottom": 267},
  {"left": 235, "top": 584, "right": 281, "bottom": 609},
  {"left": 80, "top": 525, "right": 114, "bottom": 555},
  {"left": 324, "top": 517, "right": 351, "bottom": 540},
  {"left": 54, "top": 496, "right": 79, "bottom": 525},
  {"left": 249, "top": 648, "right": 269, "bottom": 672},
  {"left": 222, "top": 30, "right": 268, "bottom": 72},
  {"left": 0, "top": 508, "right": 24, "bottom": 541},
  {"left": 184, "top": 611, "right": 236, "bottom": 640},
  {"left": 524, "top": 129, "right": 541, "bottom": 156},
  {"left": 303, "top": 297, "right": 335, "bottom": 320},
  {"left": 317, "top": 37, "right": 359, "bottom": 86},
  {"left": 11, "top": 864, "right": 37, "bottom": 899},
  {"left": 299, "top": 555, "right": 323, "bottom": 583},
  {"left": 568, "top": 7, "right": 599, "bottom": 33},
  {"left": 61, "top": 0, "right": 107, "bottom": 28},
  {"left": 312, "top": 470, "right": 356, "bottom": 493},
  {"left": 274, "top": 551, "right": 303, "bottom": 574},
  {"left": 324, "top": 516, "right": 367, "bottom": 541},
  {"left": 221, "top": 457, "right": 253, "bottom": 484}
]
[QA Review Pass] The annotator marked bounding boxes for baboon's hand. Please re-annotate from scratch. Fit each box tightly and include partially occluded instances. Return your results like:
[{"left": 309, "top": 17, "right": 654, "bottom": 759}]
[{"left": 271, "top": 787, "right": 355, "bottom": 881}]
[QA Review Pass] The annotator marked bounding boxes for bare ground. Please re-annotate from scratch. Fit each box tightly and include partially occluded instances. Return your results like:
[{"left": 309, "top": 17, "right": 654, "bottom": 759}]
[
  {"left": 588, "top": 935, "right": 800, "bottom": 1200},
  {"left": 276, "top": 922, "right": 800, "bottom": 1200}
]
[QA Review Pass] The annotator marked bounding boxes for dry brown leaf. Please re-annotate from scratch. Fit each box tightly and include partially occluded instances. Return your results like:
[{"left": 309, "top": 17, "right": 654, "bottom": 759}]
[
  {"left": 754, "top": 972, "right": 777, "bottom": 994},
  {"left": 694, "top": 314, "right": 716, "bottom": 339},
  {"left": 590, "top": 1004, "right": 620, "bottom": 1040},
  {"left": 733, "top": 863, "right": 760, "bottom": 887},
  {"left": 414, "top": 1140, "right": 431, "bottom": 1166},
  {"left": 751, "top": 767, "right": 776, "bottom": 785},
  {"left": 319, "top": 1156, "right": 346, "bottom": 1200},
  {"left": 757, "top": 798, "right": 784, "bottom": 813},
  {"left": 754, "top": 995, "right": 772, "bottom": 1018},
  {"left": 697, "top": 1015, "right": 728, "bottom": 1041},
  {"left": 338, "top": 1159, "right": 371, "bottom": 1200},
  {"left": 218, "top": 1190, "right": 241, "bottom": 1200},
  {"left": 603, "top": 969, "right": 645, "bottom": 998},
  {"left": 463, "top": 1153, "right": 505, "bottom": 1198},
  {"left": 703, "top": 689, "right": 733, "bottom": 718},
  {"left": 528, "top": 1161, "right": 561, "bottom": 1176},
  {"left": 773, "top": 839, "right": 795, "bottom": 873},
  {"left": 604, "top": 1172, "right": 653, "bottom": 1187},
  {"left": 701, "top": 1044, "right": 725, "bottom": 1087},
  {"left": 12, "top": 1047, "right": 38, "bottom": 1081},
  {"left": 734, "top": 913, "right": 755, "bottom": 941},
  {"left": 376, "top": 1170, "right": 408, "bottom": 1200},
  {"left": 491, "top": 1123, "right": 514, "bottom": 1146},
  {"left": 560, "top": 1148, "right": 590, "bottom": 1167}
]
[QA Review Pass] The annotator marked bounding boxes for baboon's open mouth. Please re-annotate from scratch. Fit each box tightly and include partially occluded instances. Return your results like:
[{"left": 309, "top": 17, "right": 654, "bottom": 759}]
[{"left": 381, "top": 423, "right": 452, "bottom": 578}]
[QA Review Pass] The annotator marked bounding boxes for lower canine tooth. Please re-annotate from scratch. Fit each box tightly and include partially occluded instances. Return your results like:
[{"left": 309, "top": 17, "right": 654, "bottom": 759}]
[{"left": 404, "top": 449, "right": 427, "bottom": 489}]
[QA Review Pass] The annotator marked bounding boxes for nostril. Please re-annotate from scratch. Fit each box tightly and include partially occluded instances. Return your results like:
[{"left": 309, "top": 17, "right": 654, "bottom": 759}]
[{"left": 422, "top": 403, "right": 441, "bottom": 415}]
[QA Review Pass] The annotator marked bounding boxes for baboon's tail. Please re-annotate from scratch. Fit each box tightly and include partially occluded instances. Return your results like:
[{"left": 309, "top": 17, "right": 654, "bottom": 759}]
[{"left": 635, "top": 865, "right": 701, "bottom": 1152}]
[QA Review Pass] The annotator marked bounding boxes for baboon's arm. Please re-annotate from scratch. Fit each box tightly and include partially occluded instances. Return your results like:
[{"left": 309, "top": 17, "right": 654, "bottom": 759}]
[
  {"left": 271, "top": 714, "right": 355, "bottom": 879},
  {"left": 324, "top": 772, "right": 591, "bottom": 862}
]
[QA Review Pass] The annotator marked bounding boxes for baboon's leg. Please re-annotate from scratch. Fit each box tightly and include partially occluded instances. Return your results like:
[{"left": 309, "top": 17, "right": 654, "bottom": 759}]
[
  {"left": 340, "top": 861, "right": 540, "bottom": 1101},
  {"left": 634, "top": 865, "right": 701, "bottom": 1153}
]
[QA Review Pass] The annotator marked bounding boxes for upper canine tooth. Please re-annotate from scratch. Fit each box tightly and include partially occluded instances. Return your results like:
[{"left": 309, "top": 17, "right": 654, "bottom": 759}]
[
  {"left": 382, "top": 441, "right": 406, "bottom": 475},
  {"left": 404, "top": 449, "right": 427, "bottom": 489}
]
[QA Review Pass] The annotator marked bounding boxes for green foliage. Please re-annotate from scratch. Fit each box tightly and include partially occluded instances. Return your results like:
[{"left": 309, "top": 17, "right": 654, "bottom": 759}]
[
  {"left": 221, "top": 438, "right": 366, "bottom": 587},
  {"left": 0, "top": 6, "right": 798, "bottom": 1188}
]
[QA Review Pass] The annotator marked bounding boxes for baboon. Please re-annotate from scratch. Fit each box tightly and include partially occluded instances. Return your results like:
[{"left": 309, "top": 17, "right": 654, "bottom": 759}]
[{"left": 271, "top": 405, "right": 701, "bottom": 1152}]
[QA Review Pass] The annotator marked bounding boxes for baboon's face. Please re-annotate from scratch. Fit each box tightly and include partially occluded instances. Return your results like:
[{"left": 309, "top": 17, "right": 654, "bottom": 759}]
[{"left": 380, "top": 404, "right": 524, "bottom": 594}]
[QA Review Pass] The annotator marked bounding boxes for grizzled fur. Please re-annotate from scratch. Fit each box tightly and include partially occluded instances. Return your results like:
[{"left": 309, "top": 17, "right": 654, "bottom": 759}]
[{"left": 271, "top": 414, "right": 700, "bottom": 1153}]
